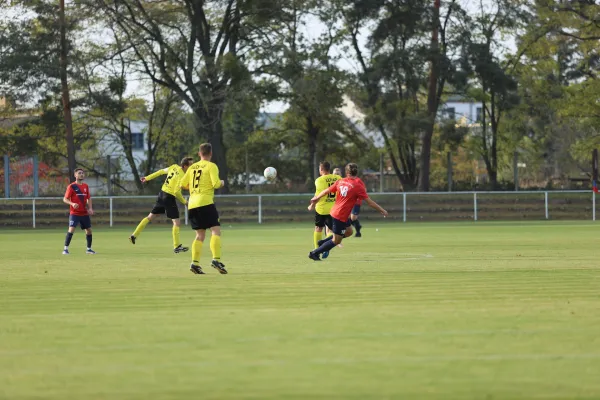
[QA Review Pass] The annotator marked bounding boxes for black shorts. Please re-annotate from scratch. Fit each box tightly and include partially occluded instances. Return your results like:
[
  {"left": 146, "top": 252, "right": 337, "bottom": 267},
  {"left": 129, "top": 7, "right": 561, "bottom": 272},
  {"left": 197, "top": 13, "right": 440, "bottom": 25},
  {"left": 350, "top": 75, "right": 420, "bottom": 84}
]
[
  {"left": 151, "top": 191, "right": 180, "bottom": 219},
  {"left": 351, "top": 205, "right": 361, "bottom": 215},
  {"left": 331, "top": 217, "right": 352, "bottom": 236},
  {"left": 69, "top": 214, "right": 92, "bottom": 230},
  {"left": 314, "top": 212, "right": 332, "bottom": 229},
  {"left": 189, "top": 204, "right": 220, "bottom": 230}
]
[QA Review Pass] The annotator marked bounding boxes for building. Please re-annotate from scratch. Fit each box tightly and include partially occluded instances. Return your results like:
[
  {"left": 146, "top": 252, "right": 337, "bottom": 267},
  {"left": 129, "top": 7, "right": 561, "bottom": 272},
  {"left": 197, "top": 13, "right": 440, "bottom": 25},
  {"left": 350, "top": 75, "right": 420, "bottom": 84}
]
[{"left": 439, "top": 95, "right": 483, "bottom": 125}]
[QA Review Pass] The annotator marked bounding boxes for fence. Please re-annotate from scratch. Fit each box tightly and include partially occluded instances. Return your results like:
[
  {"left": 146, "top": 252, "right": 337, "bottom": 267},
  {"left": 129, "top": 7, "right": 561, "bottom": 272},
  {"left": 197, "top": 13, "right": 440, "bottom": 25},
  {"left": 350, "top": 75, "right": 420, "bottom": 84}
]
[{"left": 0, "top": 190, "right": 597, "bottom": 228}]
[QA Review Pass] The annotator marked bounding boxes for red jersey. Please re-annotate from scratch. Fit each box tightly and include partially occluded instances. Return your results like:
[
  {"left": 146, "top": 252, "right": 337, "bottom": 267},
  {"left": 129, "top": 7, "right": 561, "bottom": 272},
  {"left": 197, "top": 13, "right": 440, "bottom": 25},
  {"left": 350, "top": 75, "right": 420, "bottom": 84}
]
[
  {"left": 64, "top": 182, "right": 90, "bottom": 216},
  {"left": 327, "top": 177, "right": 368, "bottom": 221}
]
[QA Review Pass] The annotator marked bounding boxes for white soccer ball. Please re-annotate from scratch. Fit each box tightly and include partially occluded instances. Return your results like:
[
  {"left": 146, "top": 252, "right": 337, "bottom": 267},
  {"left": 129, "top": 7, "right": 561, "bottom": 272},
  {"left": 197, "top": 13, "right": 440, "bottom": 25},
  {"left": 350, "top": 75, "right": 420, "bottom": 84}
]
[{"left": 264, "top": 167, "right": 277, "bottom": 180}]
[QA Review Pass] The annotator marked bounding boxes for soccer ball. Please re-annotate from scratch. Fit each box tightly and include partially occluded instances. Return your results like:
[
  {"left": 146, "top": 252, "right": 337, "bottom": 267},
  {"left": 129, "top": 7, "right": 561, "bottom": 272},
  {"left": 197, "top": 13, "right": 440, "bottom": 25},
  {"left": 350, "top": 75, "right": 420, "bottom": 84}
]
[{"left": 264, "top": 167, "right": 277, "bottom": 180}]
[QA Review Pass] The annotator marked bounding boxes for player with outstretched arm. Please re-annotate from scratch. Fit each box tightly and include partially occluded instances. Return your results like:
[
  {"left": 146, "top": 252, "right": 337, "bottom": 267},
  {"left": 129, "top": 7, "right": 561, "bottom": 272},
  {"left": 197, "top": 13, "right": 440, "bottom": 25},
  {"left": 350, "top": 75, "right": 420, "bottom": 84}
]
[{"left": 308, "top": 163, "right": 388, "bottom": 261}]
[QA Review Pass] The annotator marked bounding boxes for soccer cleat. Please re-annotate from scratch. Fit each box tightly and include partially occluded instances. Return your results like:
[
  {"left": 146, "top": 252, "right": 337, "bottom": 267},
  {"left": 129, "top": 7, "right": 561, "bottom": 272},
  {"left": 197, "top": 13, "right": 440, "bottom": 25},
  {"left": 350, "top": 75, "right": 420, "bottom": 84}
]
[
  {"left": 86, "top": 249, "right": 96, "bottom": 255},
  {"left": 173, "top": 244, "right": 189, "bottom": 254},
  {"left": 62, "top": 249, "right": 70, "bottom": 255},
  {"left": 190, "top": 264, "right": 205, "bottom": 275},
  {"left": 211, "top": 260, "right": 228, "bottom": 274},
  {"left": 322, "top": 250, "right": 330, "bottom": 259},
  {"left": 355, "top": 232, "right": 362, "bottom": 238},
  {"left": 129, "top": 235, "right": 136, "bottom": 245},
  {"left": 308, "top": 252, "right": 321, "bottom": 261}
]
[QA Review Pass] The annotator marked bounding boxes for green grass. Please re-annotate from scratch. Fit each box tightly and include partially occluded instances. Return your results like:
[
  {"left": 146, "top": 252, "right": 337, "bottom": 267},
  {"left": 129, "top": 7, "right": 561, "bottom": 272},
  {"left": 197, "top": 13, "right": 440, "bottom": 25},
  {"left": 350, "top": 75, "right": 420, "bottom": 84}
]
[{"left": 1, "top": 221, "right": 599, "bottom": 399}]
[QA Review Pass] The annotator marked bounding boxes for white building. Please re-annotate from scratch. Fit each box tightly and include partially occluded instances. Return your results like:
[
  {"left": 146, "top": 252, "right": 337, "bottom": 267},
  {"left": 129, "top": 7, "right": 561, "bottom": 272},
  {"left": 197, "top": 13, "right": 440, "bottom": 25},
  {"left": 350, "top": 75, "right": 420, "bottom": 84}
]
[{"left": 439, "top": 95, "right": 483, "bottom": 125}]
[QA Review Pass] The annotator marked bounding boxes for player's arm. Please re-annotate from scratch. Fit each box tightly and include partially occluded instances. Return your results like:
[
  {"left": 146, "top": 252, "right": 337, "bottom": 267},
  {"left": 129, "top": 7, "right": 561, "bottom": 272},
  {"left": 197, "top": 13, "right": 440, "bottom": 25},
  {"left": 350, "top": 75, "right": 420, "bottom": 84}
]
[
  {"left": 210, "top": 165, "right": 223, "bottom": 189},
  {"left": 178, "top": 169, "right": 191, "bottom": 191},
  {"left": 141, "top": 168, "right": 167, "bottom": 183},
  {"left": 62, "top": 186, "right": 79, "bottom": 209},
  {"left": 364, "top": 197, "right": 388, "bottom": 217},
  {"left": 86, "top": 197, "right": 94, "bottom": 216},
  {"left": 174, "top": 186, "right": 187, "bottom": 205},
  {"left": 309, "top": 181, "right": 337, "bottom": 205}
]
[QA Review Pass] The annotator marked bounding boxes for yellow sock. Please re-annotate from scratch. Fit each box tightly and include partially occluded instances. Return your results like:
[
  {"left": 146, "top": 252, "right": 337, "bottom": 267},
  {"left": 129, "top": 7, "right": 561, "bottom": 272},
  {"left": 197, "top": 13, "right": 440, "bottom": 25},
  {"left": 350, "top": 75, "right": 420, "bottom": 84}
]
[
  {"left": 132, "top": 217, "right": 150, "bottom": 237},
  {"left": 172, "top": 225, "right": 180, "bottom": 248},
  {"left": 210, "top": 234, "right": 222, "bottom": 260},
  {"left": 192, "top": 239, "right": 203, "bottom": 265},
  {"left": 313, "top": 231, "right": 323, "bottom": 249}
]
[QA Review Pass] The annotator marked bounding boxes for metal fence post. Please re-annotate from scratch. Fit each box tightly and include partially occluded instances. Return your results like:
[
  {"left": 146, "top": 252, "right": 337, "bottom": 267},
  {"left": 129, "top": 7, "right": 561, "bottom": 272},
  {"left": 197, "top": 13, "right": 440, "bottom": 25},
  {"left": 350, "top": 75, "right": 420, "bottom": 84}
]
[
  {"left": 109, "top": 197, "right": 113, "bottom": 227},
  {"left": 474, "top": 192, "right": 478, "bottom": 221},
  {"left": 545, "top": 191, "right": 549, "bottom": 220},
  {"left": 258, "top": 195, "right": 262, "bottom": 224},
  {"left": 33, "top": 155, "right": 39, "bottom": 197},
  {"left": 4, "top": 155, "right": 9, "bottom": 198},
  {"left": 403, "top": 192, "right": 407, "bottom": 222},
  {"left": 593, "top": 191, "right": 596, "bottom": 222},
  {"left": 32, "top": 198, "right": 36, "bottom": 228}
]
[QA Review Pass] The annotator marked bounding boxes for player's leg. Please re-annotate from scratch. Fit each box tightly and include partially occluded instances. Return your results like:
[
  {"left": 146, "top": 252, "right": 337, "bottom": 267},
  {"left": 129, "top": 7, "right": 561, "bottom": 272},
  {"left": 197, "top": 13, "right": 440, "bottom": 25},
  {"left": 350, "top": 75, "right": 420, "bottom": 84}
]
[
  {"left": 63, "top": 216, "right": 77, "bottom": 254},
  {"left": 309, "top": 218, "right": 349, "bottom": 261},
  {"left": 171, "top": 218, "right": 188, "bottom": 253},
  {"left": 207, "top": 205, "right": 227, "bottom": 274},
  {"left": 351, "top": 205, "right": 362, "bottom": 237},
  {"left": 190, "top": 228, "right": 206, "bottom": 274},
  {"left": 314, "top": 212, "right": 325, "bottom": 249},
  {"left": 81, "top": 216, "right": 95, "bottom": 254},
  {"left": 166, "top": 197, "right": 187, "bottom": 253},
  {"left": 130, "top": 212, "right": 156, "bottom": 244}
]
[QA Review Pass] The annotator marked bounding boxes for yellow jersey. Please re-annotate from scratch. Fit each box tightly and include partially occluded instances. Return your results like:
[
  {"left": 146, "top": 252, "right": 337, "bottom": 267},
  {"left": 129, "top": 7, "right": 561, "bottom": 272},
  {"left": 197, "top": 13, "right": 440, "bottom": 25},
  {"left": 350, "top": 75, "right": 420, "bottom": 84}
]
[
  {"left": 314, "top": 173, "right": 342, "bottom": 215},
  {"left": 145, "top": 164, "right": 186, "bottom": 204},
  {"left": 179, "top": 160, "right": 222, "bottom": 209}
]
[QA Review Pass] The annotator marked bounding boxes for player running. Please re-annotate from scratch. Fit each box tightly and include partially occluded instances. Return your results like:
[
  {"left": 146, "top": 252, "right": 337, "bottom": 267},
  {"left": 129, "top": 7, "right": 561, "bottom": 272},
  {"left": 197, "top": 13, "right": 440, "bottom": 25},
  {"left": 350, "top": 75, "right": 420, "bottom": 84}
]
[
  {"left": 308, "top": 163, "right": 388, "bottom": 261},
  {"left": 129, "top": 157, "right": 194, "bottom": 253},
  {"left": 179, "top": 143, "right": 227, "bottom": 275},
  {"left": 62, "top": 168, "right": 95, "bottom": 255},
  {"left": 308, "top": 161, "right": 341, "bottom": 249}
]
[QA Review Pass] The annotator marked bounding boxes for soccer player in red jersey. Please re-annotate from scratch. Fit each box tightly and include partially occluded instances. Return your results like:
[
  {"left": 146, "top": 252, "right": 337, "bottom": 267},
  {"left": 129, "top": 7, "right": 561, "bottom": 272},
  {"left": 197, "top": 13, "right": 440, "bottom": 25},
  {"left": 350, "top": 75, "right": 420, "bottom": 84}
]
[
  {"left": 307, "top": 163, "right": 388, "bottom": 261},
  {"left": 62, "top": 168, "right": 95, "bottom": 255}
]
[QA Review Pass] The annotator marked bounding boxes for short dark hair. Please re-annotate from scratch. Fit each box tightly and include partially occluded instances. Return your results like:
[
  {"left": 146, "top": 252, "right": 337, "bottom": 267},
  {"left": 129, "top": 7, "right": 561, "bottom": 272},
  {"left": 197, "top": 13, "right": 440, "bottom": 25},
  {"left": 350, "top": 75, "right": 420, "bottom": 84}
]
[
  {"left": 345, "top": 163, "right": 359, "bottom": 177},
  {"left": 319, "top": 161, "right": 331, "bottom": 172},
  {"left": 199, "top": 143, "right": 212, "bottom": 157},
  {"left": 180, "top": 157, "right": 194, "bottom": 168},
  {"left": 74, "top": 168, "right": 84, "bottom": 174}
]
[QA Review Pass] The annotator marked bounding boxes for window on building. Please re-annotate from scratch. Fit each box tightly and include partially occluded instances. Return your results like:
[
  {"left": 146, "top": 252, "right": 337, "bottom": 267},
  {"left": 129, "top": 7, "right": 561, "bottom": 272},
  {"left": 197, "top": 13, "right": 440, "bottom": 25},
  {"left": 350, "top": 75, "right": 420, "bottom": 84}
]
[
  {"left": 476, "top": 107, "right": 483, "bottom": 122},
  {"left": 131, "top": 132, "right": 144, "bottom": 150},
  {"left": 446, "top": 107, "right": 455, "bottom": 120}
]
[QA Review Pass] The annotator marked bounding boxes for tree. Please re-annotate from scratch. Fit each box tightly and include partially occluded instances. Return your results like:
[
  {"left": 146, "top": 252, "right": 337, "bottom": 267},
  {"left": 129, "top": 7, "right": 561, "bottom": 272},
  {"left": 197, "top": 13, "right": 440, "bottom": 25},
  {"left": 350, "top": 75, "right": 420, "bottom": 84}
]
[{"left": 86, "top": 0, "right": 285, "bottom": 192}]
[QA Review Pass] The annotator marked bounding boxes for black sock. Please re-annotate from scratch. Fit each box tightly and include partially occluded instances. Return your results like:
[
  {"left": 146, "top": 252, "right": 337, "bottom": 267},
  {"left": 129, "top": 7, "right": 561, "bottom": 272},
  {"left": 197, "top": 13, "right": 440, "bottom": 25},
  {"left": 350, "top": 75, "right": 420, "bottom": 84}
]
[
  {"left": 313, "top": 239, "right": 337, "bottom": 255},
  {"left": 318, "top": 235, "right": 333, "bottom": 246},
  {"left": 64, "top": 232, "right": 73, "bottom": 247},
  {"left": 355, "top": 220, "right": 362, "bottom": 231},
  {"left": 86, "top": 234, "right": 92, "bottom": 249}
]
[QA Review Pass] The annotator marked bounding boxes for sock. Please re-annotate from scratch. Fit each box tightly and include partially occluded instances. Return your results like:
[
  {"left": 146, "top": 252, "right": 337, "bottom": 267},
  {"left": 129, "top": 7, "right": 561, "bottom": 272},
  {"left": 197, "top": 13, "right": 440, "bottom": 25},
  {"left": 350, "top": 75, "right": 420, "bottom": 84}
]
[
  {"left": 172, "top": 225, "right": 180, "bottom": 248},
  {"left": 355, "top": 220, "right": 362, "bottom": 231},
  {"left": 318, "top": 235, "right": 333, "bottom": 247},
  {"left": 132, "top": 217, "right": 150, "bottom": 238},
  {"left": 210, "top": 235, "right": 222, "bottom": 260},
  {"left": 313, "top": 231, "right": 323, "bottom": 249},
  {"left": 313, "top": 239, "right": 337, "bottom": 256},
  {"left": 86, "top": 234, "right": 92, "bottom": 249},
  {"left": 192, "top": 239, "right": 203, "bottom": 265},
  {"left": 64, "top": 232, "right": 73, "bottom": 248}
]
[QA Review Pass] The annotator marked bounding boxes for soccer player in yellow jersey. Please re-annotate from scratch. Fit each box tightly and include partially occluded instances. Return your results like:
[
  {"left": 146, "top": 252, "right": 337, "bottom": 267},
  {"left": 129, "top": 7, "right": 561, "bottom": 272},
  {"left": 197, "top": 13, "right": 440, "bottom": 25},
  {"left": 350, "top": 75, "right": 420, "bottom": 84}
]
[
  {"left": 129, "top": 157, "right": 194, "bottom": 253},
  {"left": 179, "top": 143, "right": 227, "bottom": 275},
  {"left": 308, "top": 161, "right": 341, "bottom": 249}
]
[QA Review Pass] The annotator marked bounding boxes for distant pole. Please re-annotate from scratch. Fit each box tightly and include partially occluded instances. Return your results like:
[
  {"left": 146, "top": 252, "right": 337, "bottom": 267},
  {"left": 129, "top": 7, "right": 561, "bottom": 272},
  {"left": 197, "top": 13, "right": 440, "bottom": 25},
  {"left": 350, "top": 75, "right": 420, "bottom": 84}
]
[
  {"left": 245, "top": 146, "right": 250, "bottom": 193},
  {"left": 513, "top": 151, "right": 518, "bottom": 191},
  {"left": 106, "top": 155, "right": 112, "bottom": 196},
  {"left": 33, "top": 155, "right": 39, "bottom": 197},
  {"left": 447, "top": 151, "right": 452, "bottom": 192},
  {"left": 379, "top": 153, "right": 384, "bottom": 193},
  {"left": 3, "top": 155, "right": 9, "bottom": 198}
]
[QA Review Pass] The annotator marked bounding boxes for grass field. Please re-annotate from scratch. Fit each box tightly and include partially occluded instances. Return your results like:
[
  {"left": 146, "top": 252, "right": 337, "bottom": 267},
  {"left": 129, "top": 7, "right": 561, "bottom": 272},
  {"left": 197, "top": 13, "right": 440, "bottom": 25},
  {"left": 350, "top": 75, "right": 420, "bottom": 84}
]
[{"left": 1, "top": 221, "right": 599, "bottom": 399}]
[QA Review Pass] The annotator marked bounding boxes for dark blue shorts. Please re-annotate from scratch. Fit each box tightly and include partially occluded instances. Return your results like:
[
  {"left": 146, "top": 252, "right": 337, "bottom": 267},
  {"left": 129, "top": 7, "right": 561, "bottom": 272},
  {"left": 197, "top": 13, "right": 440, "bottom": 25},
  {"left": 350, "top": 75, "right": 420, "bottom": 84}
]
[
  {"left": 352, "top": 205, "right": 361, "bottom": 215},
  {"left": 69, "top": 215, "right": 92, "bottom": 230},
  {"left": 331, "top": 217, "right": 352, "bottom": 236}
]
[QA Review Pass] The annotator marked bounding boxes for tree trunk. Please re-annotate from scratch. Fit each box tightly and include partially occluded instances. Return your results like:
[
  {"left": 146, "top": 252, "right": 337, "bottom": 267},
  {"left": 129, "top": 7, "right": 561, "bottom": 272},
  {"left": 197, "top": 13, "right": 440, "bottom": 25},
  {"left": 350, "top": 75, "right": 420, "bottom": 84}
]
[
  {"left": 195, "top": 110, "right": 229, "bottom": 193},
  {"left": 418, "top": 0, "right": 441, "bottom": 192},
  {"left": 59, "top": 0, "right": 76, "bottom": 182}
]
